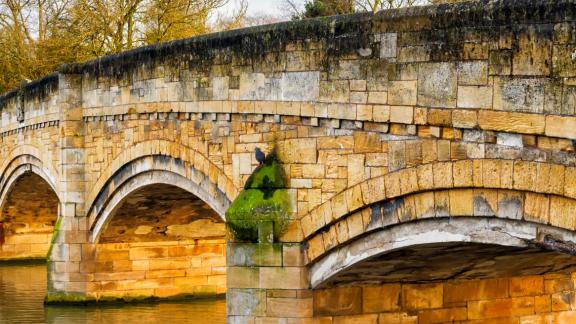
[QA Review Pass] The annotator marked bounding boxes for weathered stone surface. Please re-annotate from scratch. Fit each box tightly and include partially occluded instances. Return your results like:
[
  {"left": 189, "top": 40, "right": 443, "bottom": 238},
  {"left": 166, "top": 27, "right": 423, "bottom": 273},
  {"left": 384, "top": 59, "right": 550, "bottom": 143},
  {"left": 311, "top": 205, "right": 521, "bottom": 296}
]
[
  {"left": 513, "top": 25, "right": 552, "bottom": 76},
  {"left": 457, "top": 86, "right": 492, "bottom": 109},
  {"left": 388, "top": 81, "right": 417, "bottom": 106},
  {"left": 458, "top": 61, "right": 488, "bottom": 85},
  {"left": 281, "top": 72, "right": 320, "bottom": 102},
  {"left": 380, "top": 33, "right": 398, "bottom": 59},
  {"left": 493, "top": 77, "right": 546, "bottom": 113},
  {"left": 418, "top": 63, "right": 457, "bottom": 108}
]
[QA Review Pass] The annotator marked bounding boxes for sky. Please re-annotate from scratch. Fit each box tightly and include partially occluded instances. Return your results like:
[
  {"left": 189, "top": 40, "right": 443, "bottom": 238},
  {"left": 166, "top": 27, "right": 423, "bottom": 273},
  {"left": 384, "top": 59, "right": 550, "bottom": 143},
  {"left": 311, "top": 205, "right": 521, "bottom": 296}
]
[{"left": 219, "top": 0, "right": 305, "bottom": 19}]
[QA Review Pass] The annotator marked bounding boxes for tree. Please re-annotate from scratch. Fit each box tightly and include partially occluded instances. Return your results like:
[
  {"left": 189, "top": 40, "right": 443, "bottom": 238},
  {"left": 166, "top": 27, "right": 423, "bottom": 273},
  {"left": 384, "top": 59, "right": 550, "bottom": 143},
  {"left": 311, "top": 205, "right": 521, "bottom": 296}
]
[
  {"left": 302, "top": 0, "right": 354, "bottom": 18},
  {"left": 0, "top": 0, "right": 235, "bottom": 92}
]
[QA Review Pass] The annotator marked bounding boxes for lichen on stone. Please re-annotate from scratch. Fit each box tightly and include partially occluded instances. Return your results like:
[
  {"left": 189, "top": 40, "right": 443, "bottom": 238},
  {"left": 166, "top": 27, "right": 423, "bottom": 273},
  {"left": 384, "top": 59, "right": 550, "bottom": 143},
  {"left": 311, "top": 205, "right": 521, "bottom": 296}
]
[{"left": 226, "top": 150, "right": 291, "bottom": 243}]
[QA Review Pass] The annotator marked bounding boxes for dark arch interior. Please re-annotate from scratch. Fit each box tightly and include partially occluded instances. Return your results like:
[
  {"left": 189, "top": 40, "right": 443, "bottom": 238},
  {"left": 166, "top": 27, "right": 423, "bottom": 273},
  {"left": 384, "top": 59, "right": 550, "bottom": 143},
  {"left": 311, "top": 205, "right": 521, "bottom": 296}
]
[
  {"left": 319, "top": 242, "right": 576, "bottom": 288},
  {"left": 99, "top": 183, "right": 224, "bottom": 243}
]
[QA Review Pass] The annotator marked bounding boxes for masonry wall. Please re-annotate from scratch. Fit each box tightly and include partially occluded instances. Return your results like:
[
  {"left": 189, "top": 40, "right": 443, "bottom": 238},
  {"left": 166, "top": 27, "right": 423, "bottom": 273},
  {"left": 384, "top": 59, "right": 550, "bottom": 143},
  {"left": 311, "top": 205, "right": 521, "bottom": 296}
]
[
  {"left": 313, "top": 273, "right": 576, "bottom": 323},
  {"left": 87, "top": 239, "right": 226, "bottom": 300}
]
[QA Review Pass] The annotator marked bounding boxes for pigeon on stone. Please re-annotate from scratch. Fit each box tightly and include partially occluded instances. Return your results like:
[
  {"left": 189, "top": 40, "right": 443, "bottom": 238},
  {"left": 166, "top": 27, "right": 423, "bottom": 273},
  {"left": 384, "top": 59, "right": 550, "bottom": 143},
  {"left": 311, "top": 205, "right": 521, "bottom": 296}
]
[{"left": 255, "top": 147, "right": 266, "bottom": 165}]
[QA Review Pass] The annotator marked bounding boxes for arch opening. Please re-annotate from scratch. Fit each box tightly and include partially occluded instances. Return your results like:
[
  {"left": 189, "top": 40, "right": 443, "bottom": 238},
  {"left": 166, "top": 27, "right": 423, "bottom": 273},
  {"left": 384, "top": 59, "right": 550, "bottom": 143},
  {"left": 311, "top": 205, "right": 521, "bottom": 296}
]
[
  {"left": 92, "top": 183, "right": 226, "bottom": 301},
  {"left": 311, "top": 218, "right": 576, "bottom": 289},
  {"left": 311, "top": 218, "right": 576, "bottom": 321},
  {"left": 0, "top": 172, "right": 59, "bottom": 260}
]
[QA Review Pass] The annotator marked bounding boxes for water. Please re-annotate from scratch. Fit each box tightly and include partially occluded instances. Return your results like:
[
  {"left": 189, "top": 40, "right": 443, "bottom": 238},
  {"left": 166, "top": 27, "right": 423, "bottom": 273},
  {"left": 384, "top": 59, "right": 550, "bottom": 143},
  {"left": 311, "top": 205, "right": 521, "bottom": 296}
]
[{"left": 0, "top": 263, "right": 226, "bottom": 324}]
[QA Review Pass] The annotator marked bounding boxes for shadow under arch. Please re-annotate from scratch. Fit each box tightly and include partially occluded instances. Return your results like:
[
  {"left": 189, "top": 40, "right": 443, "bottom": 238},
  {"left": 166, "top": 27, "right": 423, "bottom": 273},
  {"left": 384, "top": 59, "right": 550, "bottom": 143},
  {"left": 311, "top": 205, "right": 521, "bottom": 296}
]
[
  {"left": 89, "top": 168, "right": 230, "bottom": 243},
  {"left": 0, "top": 154, "right": 60, "bottom": 208},
  {"left": 310, "top": 217, "right": 576, "bottom": 289},
  {"left": 84, "top": 140, "right": 237, "bottom": 223}
]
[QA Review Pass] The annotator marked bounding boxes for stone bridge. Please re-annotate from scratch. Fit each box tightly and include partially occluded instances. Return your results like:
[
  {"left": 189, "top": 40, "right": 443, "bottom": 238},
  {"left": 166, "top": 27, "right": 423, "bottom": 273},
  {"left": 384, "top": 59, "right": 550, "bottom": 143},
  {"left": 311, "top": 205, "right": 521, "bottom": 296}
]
[{"left": 2, "top": 0, "right": 576, "bottom": 322}]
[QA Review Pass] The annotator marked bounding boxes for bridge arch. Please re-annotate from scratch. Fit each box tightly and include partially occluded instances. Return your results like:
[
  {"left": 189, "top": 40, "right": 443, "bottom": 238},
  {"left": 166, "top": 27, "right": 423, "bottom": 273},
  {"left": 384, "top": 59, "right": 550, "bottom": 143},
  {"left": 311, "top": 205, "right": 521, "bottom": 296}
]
[
  {"left": 90, "top": 169, "right": 229, "bottom": 243},
  {"left": 86, "top": 139, "right": 238, "bottom": 232},
  {"left": 300, "top": 159, "right": 576, "bottom": 241},
  {"left": 0, "top": 152, "right": 60, "bottom": 260},
  {"left": 84, "top": 145, "right": 231, "bottom": 301},
  {"left": 309, "top": 217, "right": 576, "bottom": 288}
]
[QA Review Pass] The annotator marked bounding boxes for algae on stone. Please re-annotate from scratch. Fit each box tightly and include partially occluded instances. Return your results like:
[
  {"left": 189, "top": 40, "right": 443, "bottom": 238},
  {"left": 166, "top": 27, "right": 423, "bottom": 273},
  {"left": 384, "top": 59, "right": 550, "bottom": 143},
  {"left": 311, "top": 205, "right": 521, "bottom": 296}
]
[{"left": 226, "top": 153, "right": 291, "bottom": 242}]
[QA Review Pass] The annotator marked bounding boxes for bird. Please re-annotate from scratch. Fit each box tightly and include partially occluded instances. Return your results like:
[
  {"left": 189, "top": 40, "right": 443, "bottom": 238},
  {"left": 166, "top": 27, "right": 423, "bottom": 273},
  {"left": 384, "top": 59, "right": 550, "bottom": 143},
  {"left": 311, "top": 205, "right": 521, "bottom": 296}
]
[{"left": 255, "top": 147, "right": 266, "bottom": 165}]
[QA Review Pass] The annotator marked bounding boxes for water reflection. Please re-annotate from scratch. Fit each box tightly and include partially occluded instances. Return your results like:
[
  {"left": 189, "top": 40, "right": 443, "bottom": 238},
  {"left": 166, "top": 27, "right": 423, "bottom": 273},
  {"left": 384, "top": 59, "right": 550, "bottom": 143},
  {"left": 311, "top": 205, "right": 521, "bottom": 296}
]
[{"left": 0, "top": 263, "right": 226, "bottom": 324}]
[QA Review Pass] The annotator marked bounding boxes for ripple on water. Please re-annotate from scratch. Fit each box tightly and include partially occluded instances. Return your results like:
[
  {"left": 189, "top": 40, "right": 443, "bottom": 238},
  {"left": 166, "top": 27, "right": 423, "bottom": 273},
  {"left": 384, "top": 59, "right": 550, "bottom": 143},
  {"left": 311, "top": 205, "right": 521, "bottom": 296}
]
[{"left": 0, "top": 263, "right": 226, "bottom": 324}]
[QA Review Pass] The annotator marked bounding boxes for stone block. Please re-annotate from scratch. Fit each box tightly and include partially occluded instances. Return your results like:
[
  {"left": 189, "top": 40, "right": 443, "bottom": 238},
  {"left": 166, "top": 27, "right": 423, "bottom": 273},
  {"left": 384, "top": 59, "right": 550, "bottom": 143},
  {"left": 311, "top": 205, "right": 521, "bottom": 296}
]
[
  {"left": 510, "top": 276, "right": 545, "bottom": 297},
  {"left": 380, "top": 33, "right": 398, "bottom": 58},
  {"left": 378, "top": 313, "right": 417, "bottom": 324},
  {"left": 314, "top": 287, "right": 362, "bottom": 316},
  {"left": 489, "top": 50, "right": 512, "bottom": 75},
  {"left": 227, "top": 288, "right": 267, "bottom": 316},
  {"left": 427, "top": 109, "right": 451, "bottom": 126},
  {"left": 418, "top": 62, "right": 457, "bottom": 108},
  {"left": 513, "top": 25, "right": 552, "bottom": 76},
  {"left": 388, "top": 81, "right": 417, "bottom": 106},
  {"left": 464, "top": 43, "right": 488, "bottom": 60},
  {"left": 390, "top": 106, "right": 413, "bottom": 124},
  {"left": 212, "top": 76, "right": 229, "bottom": 100},
  {"left": 457, "top": 86, "right": 493, "bottom": 108},
  {"left": 497, "top": 133, "right": 523, "bottom": 148},
  {"left": 458, "top": 61, "right": 488, "bottom": 85},
  {"left": 444, "top": 278, "right": 509, "bottom": 305},
  {"left": 333, "top": 314, "right": 378, "bottom": 324},
  {"left": 266, "top": 297, "right": 313, "bottom": 318},
  {"left": 372, "top": 105, "right": 390, "bottom": 122},
  {"left": 468, "top": 297, "right": 535, "bottom": 320},
  {"left": 478, "top": 110, "right": 545, "bottom": 134},
  {"left": 413, "top": 191, "right": 435, "bottom": 219},
  {"left": 333, "top": 60, "right": 364, "bottom": 80},
  {"left": 402, "top": 284, "right": 443, "bottom": 310},
  {"left": 493, "top": 77, "right": 545, "bottom": 113},
  {"left": 350, "top": 80, "right": 367, "bottom": 91},
  {"left": 449, "top": 189, "right": 474, "bottom": 216},
  {"left": 320, "top": 80, "right": 349, "bottom": 103},
  {"left": 350, "top": 91, "right": 367, "bottom": 104},
  {"left": 227, "top": 243, "right": 283, "bottom": 267},
  {"left": 260, "top": 267, "right": 308, "bottom": 290},
  {"left": 361, "top": 177, "right": 386, "bottom": 205},
  {"left": 433, "top": 162, "right": 453, "bottom": 189},
  {"left": 550, "top": 196, "right": 576, "bottom": 231},
  {"left": 545, "top": 115, "right": 576, "bottom": 139},
  {"left": 418, "top": 308, "right": 467, "bottom": 323},
  {"left": 239, "top": 73, "right": 280, "bottom": 100},
  {"left": 452, "top": 110, "right": 477, "bottom": 128},
  {"left": 513, "top": 161, "right": 537, "bottom": 192},
  {"left": 279, "top": 138, "right": 317, "bottom": 164},
  {"left": 473, "top": 189, "right": 498, "bottom": 216},
  {"left": 398, "top": 46, "right": 430, "bottom": 63},
  {"left": 553, "top": 45, "right": 576, "bottom": 78},
  {"left": 367, "top": 91, "right": 387, "bottom": 104},
  {"left": 498, "top": 190, "right": 524, "bottom": 220}
]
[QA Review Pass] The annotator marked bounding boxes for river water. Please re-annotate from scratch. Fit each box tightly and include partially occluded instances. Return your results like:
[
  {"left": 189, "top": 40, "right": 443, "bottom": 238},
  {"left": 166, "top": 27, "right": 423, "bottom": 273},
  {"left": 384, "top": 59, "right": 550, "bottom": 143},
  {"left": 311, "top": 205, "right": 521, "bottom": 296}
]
[{"left": 0, "top": 263, "right": 226, "bottom": 324}]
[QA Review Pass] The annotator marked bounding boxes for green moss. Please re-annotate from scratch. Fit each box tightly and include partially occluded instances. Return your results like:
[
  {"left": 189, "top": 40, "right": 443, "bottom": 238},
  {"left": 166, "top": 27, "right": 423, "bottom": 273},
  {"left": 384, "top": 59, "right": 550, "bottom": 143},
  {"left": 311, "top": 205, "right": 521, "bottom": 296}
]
[
  {"left": 244, "top": 158, "right": 286, "bottom": 191},
  {"left": 44, "top": 291, "right": 225, "bottom": 305},
  {"left": 227, "top": 189, "right": 291, "bottom": 242},
  {"left": 46, "top": 217, "right": 62, "bottom": 260},
  {"left": 227, "top": 152, "right": 292, "bottom": 242},
  {"left": 45, "top": 292, "right": 97, "bottom": 305}
]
